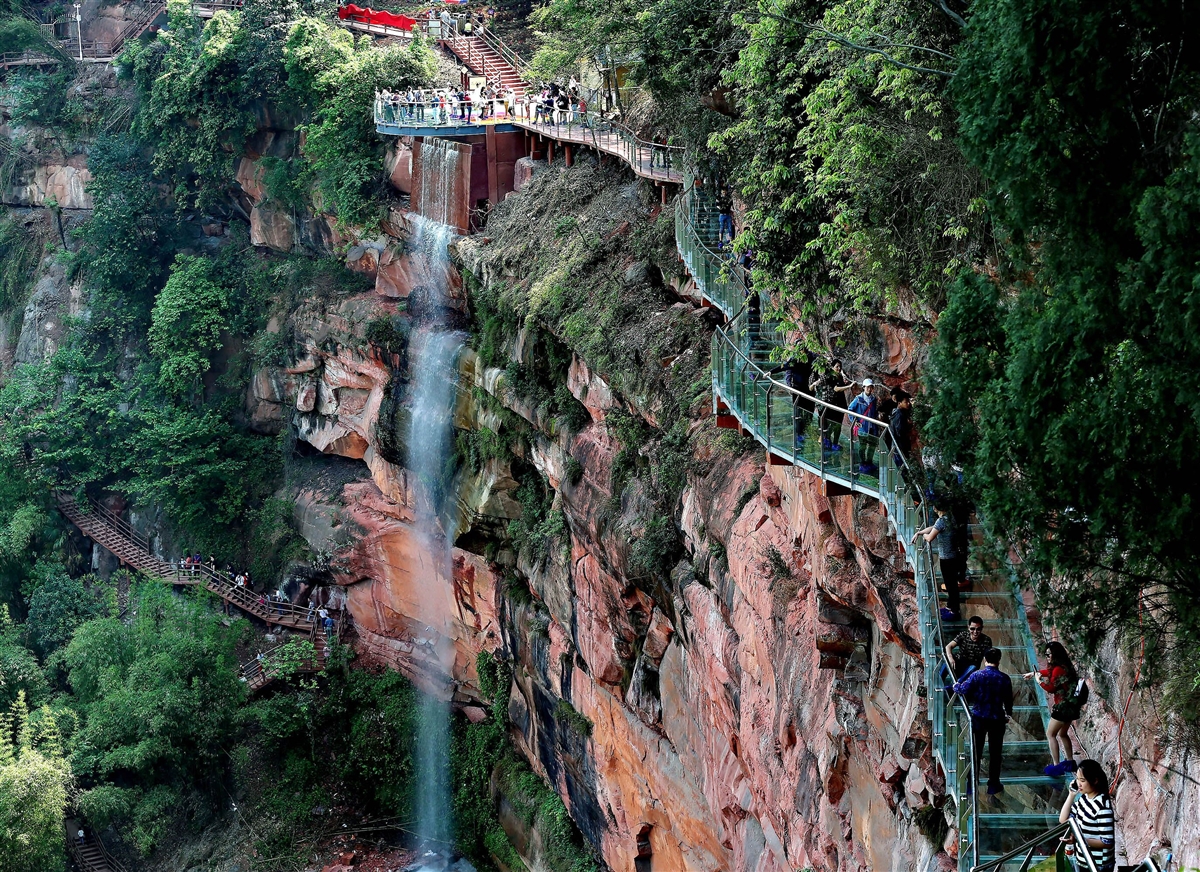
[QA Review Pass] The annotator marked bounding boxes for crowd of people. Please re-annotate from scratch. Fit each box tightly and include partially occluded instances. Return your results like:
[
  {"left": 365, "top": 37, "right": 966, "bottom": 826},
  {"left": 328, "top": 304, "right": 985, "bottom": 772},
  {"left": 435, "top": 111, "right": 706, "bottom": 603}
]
[
  {"left": 178, "top": 552, "right": 322, "bottom": 624},
  {"left": 376, "top": 78, "right": 588, "bottom": 128},
  {"left": 749, "top": 353, "right": 913, "bottom": 477}
]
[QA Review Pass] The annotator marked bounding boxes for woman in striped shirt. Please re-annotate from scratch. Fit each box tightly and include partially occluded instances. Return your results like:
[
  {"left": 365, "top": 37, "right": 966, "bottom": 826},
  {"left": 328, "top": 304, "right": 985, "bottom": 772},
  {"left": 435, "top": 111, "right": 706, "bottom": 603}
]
[{"left": 1059, "top": 758, "right": 1115, "bottom": 871}]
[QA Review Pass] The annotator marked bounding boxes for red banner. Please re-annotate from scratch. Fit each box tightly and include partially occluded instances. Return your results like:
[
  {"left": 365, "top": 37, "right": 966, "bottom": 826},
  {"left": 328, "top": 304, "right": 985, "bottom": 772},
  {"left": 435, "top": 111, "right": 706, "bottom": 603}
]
[{"left": 337, "top": 5, "right": 417, "bottom": 30}]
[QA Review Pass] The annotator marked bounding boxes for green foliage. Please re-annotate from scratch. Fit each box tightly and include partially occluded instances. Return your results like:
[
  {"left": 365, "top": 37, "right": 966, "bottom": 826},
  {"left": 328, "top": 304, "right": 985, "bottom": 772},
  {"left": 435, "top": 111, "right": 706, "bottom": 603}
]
[
  {"left": 508, "top": 477, "right": 569, "bottom": 564},
  {"left": 285, "top": 17, "right": 436, "bottom": 226},
  {"left": 913, "top": 803, "right": 949, "bottom": 848},
  {"left": 564, "top": 456, "right": 584, "bottom": 486},
  {"left": 0, "top": 608, "right": 48, "bottom": 709},
  {"left": 552, "top": 699, "right": 593, "bottom": 738},
  {"left": 0, "top": 693, "right": 71, "bottom": 872},
  {"left": 0, "top": 16, "right": 46, "bottom": 54},
  {"left": 23, "top": 562, "right": 101, "bottom": 657},
  {"left": 458, "top": 425, "right": 512, "bottom": 476},
  {"left": 926, "top": 0, "right": 1200, "bottom": 679},
  {"left": 75, "top": 134, "right": 178, "bottom": 320},
  {"left": 0, "top": 67, "right": 72, "bottom": 131},
  {"left": 63, "top": 583, "right": 244, "bottom": 854},
  {"left": 149, "top": 255, "right": 231, "bottom": 398},
  {"left": 0, "top": 217, "right": 42, "bottom": 314},
  {"left": 451, "top": 654, "right": 511, "bottom": 861},
  {"left": 364, "top": 313, "right": 410, "bottom": 357},
  {"left": 493, "top": 753, "right": 599, "bottom": 872},
  {"left": 764, "top": 545, "right": 790, "bottom": 582},
  {"left": 628, "top": 515, "right": 679, "bottom": 582}
]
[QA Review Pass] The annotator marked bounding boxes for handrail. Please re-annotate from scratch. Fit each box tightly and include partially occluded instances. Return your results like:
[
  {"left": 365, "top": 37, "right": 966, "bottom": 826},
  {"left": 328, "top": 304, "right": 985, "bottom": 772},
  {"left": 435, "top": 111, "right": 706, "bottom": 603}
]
[
  {"left": 474, "top": 19, "right": 529, "bottom": 79},
  {"left": 970, "top": 818, "right": 1099, "bottom": 872},
  {"left": 674, "top": 180, "right": 749, "bottom": 319}
]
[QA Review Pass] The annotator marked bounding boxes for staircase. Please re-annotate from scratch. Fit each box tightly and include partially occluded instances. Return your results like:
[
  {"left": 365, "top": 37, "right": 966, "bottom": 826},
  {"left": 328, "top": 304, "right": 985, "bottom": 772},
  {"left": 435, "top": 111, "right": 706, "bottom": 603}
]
[
  {"left": 440, "top": 30, "right": 529, "bottom": 91},
  {"left": 241, "top": 628, "right": 334, "bottom": 694},
  {"left": 66, "top": 820, "right": 127, "bottom": 872},
  {"left": 676, "top": 179, "right": 1067, "bottom": 871},
  {"left": 54, "top": 491, "right": 317, "bottom": 633},
  {"left": 55, "top": 0, "right": 166, "bottom": 61}
]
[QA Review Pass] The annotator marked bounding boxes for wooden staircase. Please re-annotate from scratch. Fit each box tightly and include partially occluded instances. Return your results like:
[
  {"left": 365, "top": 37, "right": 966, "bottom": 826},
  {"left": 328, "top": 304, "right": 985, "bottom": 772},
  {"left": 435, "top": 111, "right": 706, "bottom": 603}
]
[
  {"left": 241, "top": 628, "right": 334, "bottom": 694},
  {"left": 54, "top": 491, "right": 317, "bottom": 633},
  {"left": 440, "top": 31, "right": 529, "bottom": 91},
  {"left": 66, "top": 820, "right": 127, "bottom": 872}
]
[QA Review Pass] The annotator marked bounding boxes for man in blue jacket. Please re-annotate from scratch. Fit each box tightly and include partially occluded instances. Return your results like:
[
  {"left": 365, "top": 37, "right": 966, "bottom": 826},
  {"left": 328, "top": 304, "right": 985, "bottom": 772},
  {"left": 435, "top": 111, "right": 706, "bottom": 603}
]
[{"left": 953, "top": 647, "right": 1014, "bottom": 795}]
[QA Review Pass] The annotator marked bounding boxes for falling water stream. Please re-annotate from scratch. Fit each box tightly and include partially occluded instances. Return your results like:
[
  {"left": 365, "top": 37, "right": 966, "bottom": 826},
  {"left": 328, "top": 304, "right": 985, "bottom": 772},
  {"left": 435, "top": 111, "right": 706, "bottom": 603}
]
[
  {"left": 405, "top": 214, "right": 463, "bottom": 863},
  {"left": 416, "top": 139, "right": 463, "bottom": 227}
]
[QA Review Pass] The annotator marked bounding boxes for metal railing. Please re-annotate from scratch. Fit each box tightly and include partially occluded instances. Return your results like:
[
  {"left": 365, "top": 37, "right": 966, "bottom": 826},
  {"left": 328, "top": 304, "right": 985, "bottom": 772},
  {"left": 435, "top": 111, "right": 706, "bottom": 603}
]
[
  {"left": 373, "top": 91, "right": 684, "bottom": 179},
  {"left": 70, "top": 493, "right": 154, "bottom": 554},
  {"left": 441, "top": 29, "right": 512, "bottom": 86},
  {"left": 57, "top": 0, "right": 165, "bottom": 60},
  {"left": 970, "top": 818, "right": 1099, "bottom": 872},
  {"left": 473, "top": 19, "right": 530, "bottom": 81},
  {"left": 0, "top": 50, "right": 61, "bottom": 67},
  {"left": 674, "top": 180, "right": 748, "bottom": 318},
  {"left": 170, "top": 561, "right": 317, "bottom": 626}
]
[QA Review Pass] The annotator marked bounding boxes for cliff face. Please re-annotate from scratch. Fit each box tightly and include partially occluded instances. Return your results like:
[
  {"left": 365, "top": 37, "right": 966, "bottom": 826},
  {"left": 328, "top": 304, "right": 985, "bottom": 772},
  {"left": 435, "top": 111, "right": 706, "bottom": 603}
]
[{"left": 245, "top": 150, "right": 962, "bottom": 871}]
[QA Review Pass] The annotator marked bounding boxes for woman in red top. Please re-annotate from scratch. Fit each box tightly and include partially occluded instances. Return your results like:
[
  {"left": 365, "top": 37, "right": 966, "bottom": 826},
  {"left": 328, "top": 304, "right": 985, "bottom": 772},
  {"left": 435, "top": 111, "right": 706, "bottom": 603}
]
[{"left": 1024, "top": 640, "right": 1078, "bottom": 776}]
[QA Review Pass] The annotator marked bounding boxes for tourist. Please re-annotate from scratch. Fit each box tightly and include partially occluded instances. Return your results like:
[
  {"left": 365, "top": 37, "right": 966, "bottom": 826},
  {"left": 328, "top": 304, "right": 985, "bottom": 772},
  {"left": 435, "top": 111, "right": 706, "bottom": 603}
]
[
  {"left": 847, "top": 378, "right": 881, "bottom": 474},
  {"left": 275, "top": 586, "right": 287, "bottom": 617},
  {"left": 953, "top": 647, "right": 1013, "bottom": 796},
  {"left": 743, "top": 285, "right": 761, "bottom": 340},
  {"left": 757, "top": 354, "right": 815, "bottom": 448},
  {"left": 192, "top": 552, "right": 202, "bottom": 576},
  {"left": 77, "top": 828, "right": 85, "bottom": 846},
  {"left": 715, "top": 202, "right": 734, "bottom": 247},
  {"left": 913, "top": 504, "right": 965, "bottom": 621},
  {"left": 1060, "top": 760, "right": 1116, "bottom": 872},
  {"left": 888, "top": 388, "right": 914, "bottom": 464},
  {"left": 1024, "top": 641, "right": 1081, "bottom": 775},
  {"left": 413, "top": 88, "right": 425, "bottom": 122},
  {"left": 461, "top": 88, "right": 473, "bottom": 122},
  {"left": 183, "top": 554, "right": 192, "bottom": 573},
  {"left": 944, "top": 615, "right": 992, "bottom": 681},
  {"left": 814, "top": 359, "right": 847, "bottom": 454}
]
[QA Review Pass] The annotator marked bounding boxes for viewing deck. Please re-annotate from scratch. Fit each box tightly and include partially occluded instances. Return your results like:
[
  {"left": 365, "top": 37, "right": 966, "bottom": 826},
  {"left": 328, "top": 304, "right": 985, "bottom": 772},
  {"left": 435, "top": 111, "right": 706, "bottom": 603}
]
[{"left": 376, "top": 102, "right": 683, "bottom": 184}]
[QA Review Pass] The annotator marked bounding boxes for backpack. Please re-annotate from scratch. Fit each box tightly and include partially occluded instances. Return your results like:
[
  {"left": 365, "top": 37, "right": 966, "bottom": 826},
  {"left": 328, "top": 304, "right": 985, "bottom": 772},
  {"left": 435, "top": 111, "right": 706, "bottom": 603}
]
[
  {"left": 1068, "top": 678, "right": 1090, "bottom": 708},
  {"left": 1052, "top": 677, "right": 1089, "bottom": 722}
]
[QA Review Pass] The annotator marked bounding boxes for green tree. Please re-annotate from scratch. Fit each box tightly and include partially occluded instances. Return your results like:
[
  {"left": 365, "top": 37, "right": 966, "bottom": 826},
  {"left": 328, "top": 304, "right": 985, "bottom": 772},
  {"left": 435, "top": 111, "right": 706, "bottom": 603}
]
[
  {"left": 285, "top": 18, "right": 435, "bottom": 226},
  {"left": 149, "top": 255, "right": 230, "bottom": 399},
  {"left": 0, "top": 608, "right": 48, "bottom": 709},
  {"left": 0, "top": 693, "right": 71, "bottom": 872},
  {"left": 925, "top": 0, "right": 1200, "bottom": 680},
  {"left": 24, "top": 562, "right": 101, "bottom": 657},
  {"left": 64, "top": 583, "right": 244, "bottom": 854}
]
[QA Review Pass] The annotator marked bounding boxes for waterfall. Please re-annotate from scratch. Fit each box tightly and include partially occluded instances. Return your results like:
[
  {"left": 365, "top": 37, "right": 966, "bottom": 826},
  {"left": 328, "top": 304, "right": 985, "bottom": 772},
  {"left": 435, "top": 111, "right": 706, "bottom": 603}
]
[
  {"left": 416, "top": 139, "right": 463, "bottom": 227},
  {"left": 406, "top": 215, "right": 462, "bottom": 855}
]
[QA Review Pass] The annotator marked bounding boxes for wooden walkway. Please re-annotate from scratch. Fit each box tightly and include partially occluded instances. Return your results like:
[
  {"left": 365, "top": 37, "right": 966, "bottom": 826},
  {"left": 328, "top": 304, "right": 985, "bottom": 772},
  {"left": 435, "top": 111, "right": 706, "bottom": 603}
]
[
  {"left": 54, "top": 491, "right": 317, "bottom": 634},
  {"left": 510, "top": 117, "right": 682, "bottom": 184}
]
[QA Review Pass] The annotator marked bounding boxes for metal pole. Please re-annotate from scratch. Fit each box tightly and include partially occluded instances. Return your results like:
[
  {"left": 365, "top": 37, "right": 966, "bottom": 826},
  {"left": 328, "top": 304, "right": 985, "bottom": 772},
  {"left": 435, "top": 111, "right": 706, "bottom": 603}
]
[{"left": 74, "top": 3, "right": 83, "bottom": 60}]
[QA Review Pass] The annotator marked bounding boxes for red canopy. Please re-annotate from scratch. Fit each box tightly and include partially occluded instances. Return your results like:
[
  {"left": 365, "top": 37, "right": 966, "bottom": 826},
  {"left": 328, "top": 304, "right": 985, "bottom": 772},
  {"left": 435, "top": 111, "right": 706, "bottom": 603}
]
[{"left": 337, "top": 5, "right": 417, "bottom": 30}]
